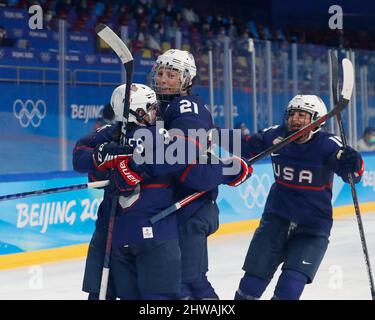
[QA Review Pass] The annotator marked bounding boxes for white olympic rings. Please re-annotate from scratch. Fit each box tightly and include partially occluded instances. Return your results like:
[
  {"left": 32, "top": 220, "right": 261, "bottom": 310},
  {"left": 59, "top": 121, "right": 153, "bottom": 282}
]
[
  {"left": 238, "top": 173, "right": 272, "bottom": 208},
  {"left": 13, "top": 99, "right": 47, "bottom": 128}
]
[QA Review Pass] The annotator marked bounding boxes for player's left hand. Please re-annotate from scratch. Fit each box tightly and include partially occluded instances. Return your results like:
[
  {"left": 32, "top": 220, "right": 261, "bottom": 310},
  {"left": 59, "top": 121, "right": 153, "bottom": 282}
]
[
  {"left": 105, "top": 157, "right": 143, "bottom": 195},
  {"left": 226, "top": 156, "right": 253, "bottom": 187},
  {"left": 115, "top": 155, "right": 143, "bottom": 189},
  {"left": 336, "top": 146, "right": 362, "bottom": 175}
]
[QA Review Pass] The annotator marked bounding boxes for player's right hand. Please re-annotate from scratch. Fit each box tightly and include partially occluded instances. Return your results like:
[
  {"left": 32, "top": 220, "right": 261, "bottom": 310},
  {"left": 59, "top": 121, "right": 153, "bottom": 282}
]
[
  {"left": 92, "top": 142, "right": 132, "bottom": 171},
  {"left": 226, "top": 156, "right": 253, "bottom": 187},
  {"left": 105, "top": 172, "right": 136, "bottom": 196},
  {"left": 105, "top": 157, "right": 143, "bottom": 195}
]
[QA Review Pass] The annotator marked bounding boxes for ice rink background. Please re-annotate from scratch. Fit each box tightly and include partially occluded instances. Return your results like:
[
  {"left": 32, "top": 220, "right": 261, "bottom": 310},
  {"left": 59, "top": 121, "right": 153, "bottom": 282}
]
[{"left": 0, "top": 214, "right": 374, "bottom": 300}]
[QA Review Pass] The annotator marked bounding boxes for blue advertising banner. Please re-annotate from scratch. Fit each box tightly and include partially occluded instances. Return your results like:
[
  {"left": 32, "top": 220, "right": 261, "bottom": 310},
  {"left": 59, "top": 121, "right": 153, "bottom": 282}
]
[
  {"left": 0, "top": 83, "right": 114, "bottom": 174},
  {"left": 0, "top": 47, "right": 123, "bottom": 68},
  {"left": 1, "top": 81, "right": 374, "bottom": 175},
  {"left": 0, "top": 174, "right": 102, "bottom": 255}
]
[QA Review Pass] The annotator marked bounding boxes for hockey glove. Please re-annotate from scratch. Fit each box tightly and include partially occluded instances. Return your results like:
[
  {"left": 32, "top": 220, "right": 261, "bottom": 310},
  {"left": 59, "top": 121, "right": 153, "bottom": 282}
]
[
  {"left": 225, "top": 156, "right": 253, "bottom": 187},
  {"left": 105, "top": 155, "right": 143, "bottom": 195},
  {"left": 93, "top": 142, "right": 133, "bottom": 171},
  {"left": 336, "top": 146, "right": 364, "bottom": 177}
]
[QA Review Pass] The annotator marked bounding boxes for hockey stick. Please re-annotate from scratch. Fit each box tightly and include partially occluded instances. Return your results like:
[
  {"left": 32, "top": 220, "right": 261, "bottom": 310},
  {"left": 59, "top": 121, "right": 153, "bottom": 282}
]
[
  {"left": 330, "top": 50, "right": 375, "bottom": 300},
  {"left": 95, "top": 23, "right": 133, "bottom": 300},
  {"left": 150, "top": 57, "right": 354, "bottom": 225},
  {"left": 0, "top": 180, "right": 109, "bottom": 202}
]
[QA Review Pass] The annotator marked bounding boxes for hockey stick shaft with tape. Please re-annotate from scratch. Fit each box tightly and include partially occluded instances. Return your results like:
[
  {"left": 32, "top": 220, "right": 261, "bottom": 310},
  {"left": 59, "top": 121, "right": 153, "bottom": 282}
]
[
  {"left": 330, "top": 50, "right": 375, "bottom": 300},
  {"left": 95, "top": 23, "right": 134, "bottom": 300},
  {"left": 0, "top": 180, "right": 109, "bottom": 202}
]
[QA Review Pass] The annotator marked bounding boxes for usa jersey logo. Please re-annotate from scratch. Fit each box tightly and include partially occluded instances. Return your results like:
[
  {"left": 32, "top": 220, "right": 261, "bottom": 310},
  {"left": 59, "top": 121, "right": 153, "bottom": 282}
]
[{"left": 273, "top": 163, "right": 313, "bottom": 184}]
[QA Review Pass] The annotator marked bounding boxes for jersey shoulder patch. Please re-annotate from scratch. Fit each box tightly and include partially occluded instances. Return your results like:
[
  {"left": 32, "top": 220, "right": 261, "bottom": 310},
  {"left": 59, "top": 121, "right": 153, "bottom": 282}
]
[
  {"left": 260, "top": 125, "right": 284, "bottom": 142},
  {"left": 95, "top": 124, "right": 112, "bottom": 133},
  {"left": 319, "top": 132, "right": 343, "bottom": 156},
  {"left": 261, "top": 124, "right": 281, "bottom": 133},
  {"left": 324, "top": 133, "right": 343, "bottom": 147}
]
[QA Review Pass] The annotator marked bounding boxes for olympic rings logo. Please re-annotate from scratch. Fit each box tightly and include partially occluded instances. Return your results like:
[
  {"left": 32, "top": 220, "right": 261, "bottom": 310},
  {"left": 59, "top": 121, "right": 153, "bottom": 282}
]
[
  {"left": 13, "top": 99, "right": 47, "bottom": 128},
  {"left": 238, "top": 173, "right": 272, "bottom": 208}
]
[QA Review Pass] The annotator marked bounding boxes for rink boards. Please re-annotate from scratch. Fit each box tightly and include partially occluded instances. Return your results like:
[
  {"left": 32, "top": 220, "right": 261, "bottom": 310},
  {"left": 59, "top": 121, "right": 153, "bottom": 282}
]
[{"left": 0, "top": 152, "right": 374, "bottom": 269}]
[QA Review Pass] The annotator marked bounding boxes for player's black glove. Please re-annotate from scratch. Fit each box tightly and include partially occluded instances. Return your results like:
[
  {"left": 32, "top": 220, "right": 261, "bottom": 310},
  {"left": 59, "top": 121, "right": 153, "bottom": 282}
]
[
  {"left": 93, "top": 142, "right": 133, "bottom": 171},
  {"left": 336, "top": 146, "right": 363, "bottom": 176}
]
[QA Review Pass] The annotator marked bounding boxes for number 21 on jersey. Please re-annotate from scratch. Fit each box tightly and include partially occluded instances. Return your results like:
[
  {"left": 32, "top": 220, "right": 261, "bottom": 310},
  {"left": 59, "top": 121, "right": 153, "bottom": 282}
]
[{"left": 180, "top": 99, "right": 198, "bottom": 114}]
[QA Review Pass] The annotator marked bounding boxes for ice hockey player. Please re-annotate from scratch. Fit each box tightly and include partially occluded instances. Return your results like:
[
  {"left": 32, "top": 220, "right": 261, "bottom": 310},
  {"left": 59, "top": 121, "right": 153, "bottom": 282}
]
[
  {"left": 106, "top": 49, "right": 253, "bottom": 300},
  {"left": 73, "top": 83, "right": 251, "bottom": 299},
  {"left": 73, "top": 83, "right": 180, "bottom": 299},
  {"left": 233, "top": 95, "right": 364, "bottom": 300},
  {"left": 147, "top": 49, "right": 224, "bottom": 299}
]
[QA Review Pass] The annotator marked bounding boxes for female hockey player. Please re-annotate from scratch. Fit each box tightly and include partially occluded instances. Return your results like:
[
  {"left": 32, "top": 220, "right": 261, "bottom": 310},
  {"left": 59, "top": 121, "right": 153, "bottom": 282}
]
[
  {"left": 234, "top": 95, "right": 364, "bottom": 300},
  {"left": 73, "top": 83, "right": 183, "bottom": 299},
  {"left": 73, "top": 83, "right": 251, "bottom": 299},
  {"left": 147, "top": 49, "right": 224, "bottom": 299},
  {"left": 111, "top": 49, "right": 253, "bottom": 299}
]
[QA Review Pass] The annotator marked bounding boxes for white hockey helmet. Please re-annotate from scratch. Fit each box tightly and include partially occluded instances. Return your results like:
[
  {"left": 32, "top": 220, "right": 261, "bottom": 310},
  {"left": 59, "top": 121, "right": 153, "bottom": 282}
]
[
  {"left": 286, "top": 94, "right": 327, "bottom": 132},
  {"left": 110, "top": 83, "right": 158, "bottom": 126},
  {"left": 150, "top": 49, "right": 197, "bottom": 100}
]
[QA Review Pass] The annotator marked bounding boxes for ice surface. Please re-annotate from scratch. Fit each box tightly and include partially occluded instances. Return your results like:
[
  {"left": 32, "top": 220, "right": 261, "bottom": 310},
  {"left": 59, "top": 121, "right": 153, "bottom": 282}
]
[{"left": 1, "top": 214, "right": 374, "bottom": 300}]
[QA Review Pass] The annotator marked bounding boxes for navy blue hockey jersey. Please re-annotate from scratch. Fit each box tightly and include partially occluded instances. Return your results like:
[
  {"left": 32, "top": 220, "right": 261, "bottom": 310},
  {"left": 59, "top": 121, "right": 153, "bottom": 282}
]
[
  {"left": 139, "top": 94, "right": 220, "bottom": 222},
  {"left": 73, "top": 124, "right": 178, "bottom": 248},
  {"left": 242, "top": 125, "right": 363, "bottom": 234},
  {"left": 72, "top": 121, "right": 232, "bottom": 246}
]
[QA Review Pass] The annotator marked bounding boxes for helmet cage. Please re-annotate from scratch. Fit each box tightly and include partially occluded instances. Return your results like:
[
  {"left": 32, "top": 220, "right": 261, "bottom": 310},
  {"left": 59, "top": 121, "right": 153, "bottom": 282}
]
[
  {"left": 150, "top": 63, "right": 192, "bottom": 102},
  {"left": 285, "top": 95, "right": 327, "bottom": 135},
  {"left": 149, "top": 49, "right": 196, "bottom": 102},
  {"left": 129, "top": 102, "right": 158, "bottom": 126},
  {"left": 110, "top": 83, "right": 157, "bottom": 126}
]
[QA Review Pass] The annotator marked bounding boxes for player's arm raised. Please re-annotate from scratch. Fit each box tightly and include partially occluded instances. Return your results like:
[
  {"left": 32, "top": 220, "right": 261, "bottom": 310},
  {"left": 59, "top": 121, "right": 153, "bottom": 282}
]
[{"left": 326, "top": 135, "right": 364, "bottom": 184}]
